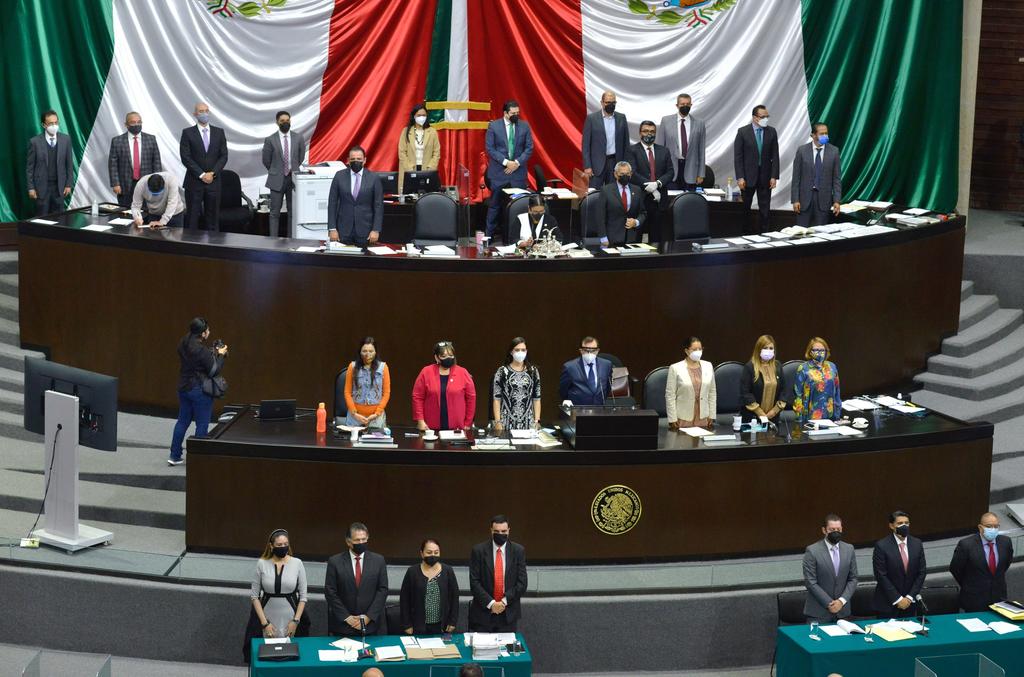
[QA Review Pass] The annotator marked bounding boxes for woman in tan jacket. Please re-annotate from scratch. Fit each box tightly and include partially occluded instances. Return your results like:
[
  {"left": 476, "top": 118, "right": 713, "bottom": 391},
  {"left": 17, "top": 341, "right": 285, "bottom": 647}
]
[
  {"left": 666, "top": 336, "right": 717, "bottom": 430},
  {"left": 397, "top": 103, "right": 441, "bottom": 194}
]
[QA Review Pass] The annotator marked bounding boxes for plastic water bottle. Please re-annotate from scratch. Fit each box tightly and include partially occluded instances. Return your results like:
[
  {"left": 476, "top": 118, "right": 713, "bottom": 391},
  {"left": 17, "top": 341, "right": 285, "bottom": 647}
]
[
  {"left": 726, "top": 178, "right": 735, "bottom": 200},
  {"left": 316, "top": 402, "right": 327, "bottom": 433},
  {"left": 90, "top": 201, "right": 99, "bottom": 216}
]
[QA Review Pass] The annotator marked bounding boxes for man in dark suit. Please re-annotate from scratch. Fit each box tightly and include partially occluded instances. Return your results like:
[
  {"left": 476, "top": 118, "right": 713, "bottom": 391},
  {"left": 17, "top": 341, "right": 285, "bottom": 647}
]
[
  {"left": 872, "top": 510, "right": 926, "bottom": 618},
  {"left": 628, "top": 120, "right": 673, "bottom": 242},
  {"left": 262, "top": 110, "right": 306, "bottom": 237},
  {"left": 582, "top": 90, "right": 629, "bottom": 189},
  {"left": 469, "top": 515, "right": 528, "bottom": 632},
  {"left": 559, "top": 336, "right": 614, "bottom": 406},
  {"left": 803, "top": 513, "right": 858, "bottom": 622},
  {"left": 949, "top": 512, "right": 1014, "bottom": 612},
  {"left": 484, "top": 100, "right": 534, "bottom": 239},
  {"left": 328, "top": 145, "right": 382, "bottom": 246},
  {"left": 26, "top": 109, "right": 74, "bottom": 215},
  {"left": 325, "top": 522, "right": 389, "bottom": 636},
  {"left": 791, "top": 122, "right": 842, "bottom": 227},
  {"left": 179, "top": 102, "right": 228, "bottom": 230},
  {"left": 733, "top": 105, "right": 780, "bottom": 234},
  {"left": 108, "top": 111, "right": 161, "bottom": 209},
  {"left": 599, "top": 161, "right": 645, "bottom": 247}
]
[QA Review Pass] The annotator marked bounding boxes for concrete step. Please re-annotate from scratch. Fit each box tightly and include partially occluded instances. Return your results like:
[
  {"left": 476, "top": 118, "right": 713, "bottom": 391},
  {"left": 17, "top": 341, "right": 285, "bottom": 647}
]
[
  {"left": 0, "top": 315, "right": 19, "bottom": 345},
  {"left": 0, "top": 366, "right": 24, "bottom": 393},
  {"left": 0, "top": 291, "right": 17, "bottom": 322},
  {"left": 0, "top": 251, "right": 17, "bottom": 275},
  {"left": 927, "top": 325, "right": 1024, "bottom": 379},
  {"left": 961, "top": 280, "right": 974, "bottom": 302},
  {"left": 958, "top": 294, "right": 1000, "bottom": 332},
  {"left": 990, "top": 454, "right": 1024, "bottom": 505},
  {"left": 0, "top": 388, "right": 23, "bottom": 416},
  {"left": 942, "top": 308, "right": 1023, "bottom": 358},
  {"left": 0, "top": 273, "right": 18, "bottom": 297},
  {"left": 915, "top": 355, "right": 1024, "bottom": 400},
  {"left": 0, "top": 342, "right": 42, "bottom": 374},
  {"left": 912, "top": 387, "right": 1024, "bottom": 424}
]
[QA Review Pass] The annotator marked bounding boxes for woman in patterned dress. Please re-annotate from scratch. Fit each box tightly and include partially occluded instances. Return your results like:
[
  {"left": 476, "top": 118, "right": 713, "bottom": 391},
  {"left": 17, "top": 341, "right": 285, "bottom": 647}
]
[
  {"left": 491, "top": 337, "right": 542, "bottom": 432},
  {"left": 792, "top": 336, "right": 842, "bottom": 424}
]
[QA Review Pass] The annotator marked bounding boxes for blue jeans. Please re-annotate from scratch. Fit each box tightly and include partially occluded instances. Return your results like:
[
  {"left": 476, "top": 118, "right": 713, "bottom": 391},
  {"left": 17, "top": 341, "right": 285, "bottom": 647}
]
[{"left": 170, "top": 385, "right": 213, "bottom": 460}]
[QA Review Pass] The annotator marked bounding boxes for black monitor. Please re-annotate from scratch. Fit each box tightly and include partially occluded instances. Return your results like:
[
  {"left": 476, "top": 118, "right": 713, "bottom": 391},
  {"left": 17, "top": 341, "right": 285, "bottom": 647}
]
[
  {"left": 404, "top": 170, "right": 439, "bottom": 195},
  {"left": 23, "top": 357, "right": 118, "bottom": 452},
  {"left": 378, "top": 171, "right": 399, "bottom": 194}
]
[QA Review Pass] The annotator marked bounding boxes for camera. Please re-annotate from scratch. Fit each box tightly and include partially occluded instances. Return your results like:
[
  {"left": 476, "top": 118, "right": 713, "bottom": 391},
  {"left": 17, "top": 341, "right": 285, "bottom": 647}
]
[{"left": 213, "top": 339, "right": 225, "bottom": 349}]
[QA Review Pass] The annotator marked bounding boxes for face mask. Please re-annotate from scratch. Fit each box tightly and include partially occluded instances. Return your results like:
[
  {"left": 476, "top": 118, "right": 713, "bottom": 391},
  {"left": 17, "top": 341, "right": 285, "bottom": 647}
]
[
  {"left": 196, "top": 113, "right": 210, "bottom": 125},
  {"left": 982, "top": 527, "right": 999, "bottom": 542},
  {"left": 688, "top": 350, "right": 702, "bottom": 362},
  {"left": 414, "top": 115, "right": 427, "bottom": 126},
  {"left": 272, "top": 545, "right": 289, "bottom": 558},
  {"left": 678, "top": 105, "right": 691, "bottom": 116},
  {"left": 759, "top": 348, "right": 775, "bottom": 361},
  {"left": 530, "top": 212, "right": 544, "bottom": 223},
  {"left": 617, "top": 174, "right": 631, "bottom": 186},
  {"left": 508, "top": 114, "right": 519, "bottom": 125},
  {"left": 817, "top": 134, "right": 829, "bottom": 145},
  {"left": 757, "top": 117, "right": 770, "bottom": 128},
  {"left": 512, "top": 350, "right": 527, "bottom": 363},
  {"left": 826, "top": 531, "right": 842, "bottom": 545},
  {"left": 603, "top": 102, "right": 616, "bottom": 115},
  {"left": 127, "top": 124, "right": 142, "bottom": 135},
  {"left": 641, "top": 134, "right": 655, "bottom": 146},
  {"left": 351, "top": 542, "right": 368, "bottom": 555},
  {"left": 439, "top": 356, "right": 455, "bottom": 368},
  {"left": 149, "top": 189, "right": 164, "bottom": 199},
  {"left": 349, "top": 160, "right": 363, "bottom": 173},
  {"left": 45, "top": 124, "right": 59, "bottom": 136},
  {"left": 811, "top": 350, "right": 826, "bottom": 362},
  {"left": 894, "top": 524, "right": 910, "bottom": 538},
  {"left": 581, "top": 351, "right": 597, "bottom": 365},
  {"left": 492, "top": 533, "right": 508, "bottom": 547},
  {"left": 423, "top": 555, "right": 440, "bottom": 566},
  {"left": 278, "top": 122, "right": 290, "bottom": 133}
]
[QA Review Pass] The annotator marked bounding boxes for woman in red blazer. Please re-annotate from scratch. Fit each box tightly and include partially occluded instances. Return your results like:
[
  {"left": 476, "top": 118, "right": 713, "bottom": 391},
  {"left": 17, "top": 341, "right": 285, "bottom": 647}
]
[{"left": 412, "top": 341, "right": 477, "bottom": 431}]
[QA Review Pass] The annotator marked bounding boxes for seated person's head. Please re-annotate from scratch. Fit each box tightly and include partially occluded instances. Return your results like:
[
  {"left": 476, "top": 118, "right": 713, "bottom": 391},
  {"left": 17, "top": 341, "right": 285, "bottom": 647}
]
[{"left": 147, "top": 174, "right": 165, "bottom": 195}]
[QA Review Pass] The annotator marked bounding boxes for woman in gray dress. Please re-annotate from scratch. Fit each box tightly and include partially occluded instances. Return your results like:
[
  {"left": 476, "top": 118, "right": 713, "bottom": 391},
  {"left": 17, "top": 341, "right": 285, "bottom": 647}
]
[{"left": 243, "top": 529, "right": 310, "bottom": 662}]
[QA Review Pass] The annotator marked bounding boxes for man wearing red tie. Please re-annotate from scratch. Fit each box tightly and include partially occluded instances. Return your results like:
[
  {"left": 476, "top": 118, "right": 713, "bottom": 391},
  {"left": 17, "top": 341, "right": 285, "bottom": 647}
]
[
  {"left": 949, "top": 512, "right": 1015, "bottom": 612},
  {"left": 872, "top": 510, "right": 927, "bottom": 618},
  {"left": 469, "top": 515, "right": 528, "bottom": 632},
  {"left": 108, "top": 111, "right": 161, "bottom": 209},
  {"left": 325, "top": 522, "right": 389, "bottom": 636}
]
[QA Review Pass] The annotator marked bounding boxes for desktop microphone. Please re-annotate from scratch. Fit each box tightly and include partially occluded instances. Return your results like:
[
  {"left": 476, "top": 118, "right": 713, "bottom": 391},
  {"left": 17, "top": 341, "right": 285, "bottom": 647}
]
[
  {"left": 359, "top": 616, "right": 367, "bottom": 648},
  {"left": 914, "top": 594, "right": 930, "bottom": 635}
]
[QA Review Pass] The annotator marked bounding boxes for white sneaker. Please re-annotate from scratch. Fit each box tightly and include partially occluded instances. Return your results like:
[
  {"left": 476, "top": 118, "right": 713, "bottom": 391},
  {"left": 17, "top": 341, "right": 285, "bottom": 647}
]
[{"left": 167, "top": 458, "right": 185, "bottom": 466}]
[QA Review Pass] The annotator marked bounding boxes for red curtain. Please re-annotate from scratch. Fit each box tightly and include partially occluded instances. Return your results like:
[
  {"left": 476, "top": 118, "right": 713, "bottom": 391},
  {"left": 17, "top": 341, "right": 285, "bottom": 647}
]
[
  {"left": 436, "top": 128, "right": 488, "bottom": 202},
  {"left": 310, "top": 1, "right": 438, "bottom": 169},
  {"left": 467, "top": 0, "right": 587, "bottom": 188}
]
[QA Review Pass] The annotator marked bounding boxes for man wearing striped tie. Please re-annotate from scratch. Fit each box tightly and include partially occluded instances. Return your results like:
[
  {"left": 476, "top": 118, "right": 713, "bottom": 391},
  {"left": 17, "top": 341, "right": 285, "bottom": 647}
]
[
  {"left": 949, "top": 512, "right": 1014, "bottom": 612},
  {"left": 469, "top": 514, "right": 528, "bottom": 632},
  {"left": 872, "top": 510, "right": 927, "bottom": 618}
]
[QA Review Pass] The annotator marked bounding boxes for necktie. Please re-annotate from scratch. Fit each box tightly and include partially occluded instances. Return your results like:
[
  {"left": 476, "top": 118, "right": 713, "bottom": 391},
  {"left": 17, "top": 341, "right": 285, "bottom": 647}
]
[
  {"left": 647, "top": 147, "right": 656, "bottom": 181},
  {"left": 679, "top": 118, "right": 688, "bottom": 158},
  {"left": 507, "top": 124, "right": 515, "bottom": 160},
  {"left": 588, "top": 363, "right": 596, "bottom": 390},
  {"left": 283, "top": 134, "right": 290, "bottom": 175},
  {"left": 755, "top": 127, "right": 763, "bottom": 162},
  {"left": 899, "top": 541, "right": 909, "bottom": 573},
  {"left": 132, "top": 136, "right": 141, "bottom": 181},
  {"left": 202, "top": 127, "right": 209, "bottom": 152},
  {"left": 621, "top": 185, "right": 628, "bottom": 211},
  {"left": 49, "top": 137, "right": 55, "bottom": 148},
  {"left": 988, "top": 542, "right": 997, "bottom": 576},
  {"left": 493, "top": 548, "right": 505, "bottom": 602},
  {"left": 814, "top": 148, "right": 823, "bottom": 190},
  {"left": 355, "top": 555, "right": 362, "bottom": 587},
  {"left": 831, "top": 546, "right": 840, "bottom": 577},
  {"left": 352, "top": 172, "right": 361, "bottom": 199}
]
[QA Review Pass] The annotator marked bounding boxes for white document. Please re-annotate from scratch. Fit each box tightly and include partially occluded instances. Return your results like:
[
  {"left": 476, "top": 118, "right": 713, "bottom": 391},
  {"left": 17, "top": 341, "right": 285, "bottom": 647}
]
[
  {"left": 368, "top": 245, "right": 397, "bottom": 255},
  {"left": 842, "top": 400, "right": 866, "bottom": 411},
  {"left": 837, "top": 619, "right": 866, "bottom": 634},
  {"left": 834, "top": 425, "right": 865, "bottom": 436},
  {"left": 439, "top": 430, "right": 466, "bottom": 440},
  {"left": 750, "top": 243, "right": 773, "bottom": 249},
  {"left": 702, "top": 188, "right": 726, "bottom": 196},
  {"left": 567, "top": 249, "right": 593, "bottom": 258},
  {"left": 891, "top": 620, "right": 924, "bottom": 633},
  {"left": 807, "top": 428, "right": 841, "bottom": 438},
  {"left": 819, "top": 625, "right": 848, "bottom": 637},
  {"left": 494, "top": 244, "right": 518, "bottom": 256},
  {"left": 874, "top": 396, "right": 903, "bottom": 407},
  {"left": 989, "top": 621, "right": 1021, "bottom": 635},
  {"left": 107, "top": 217, "right": 133, "bottom": 226},
  {"left": 725, "top": 237, "right": 751, "bottom": 245},
  {"left": 703, "top": 434, "right": 741, "bottom": 444},
  {"left": 702, "top": 194, "right": 722, "bottom": 202},
  {"left": 866, "top": 201, "right": 893, "bottom": 209},
  {"left": 264, "top": 637, "right": 290, "bottom": 644},
  {"left": 791, "top": 236, "right": 826, "bottom": 245},
  {"left": 374, "top": 646, "right": 406, "bottom": 661},
  {"left": 295, "top": 246, "right": 319, "bottom": 253},
  {"left": 957, "top": 618, "right": 992, "bottom": 632},
  {"left": 400, "top": 636, "right": 419, "bottom": 648},
  {"left": 762, "top": 231, "right": 791, "bottom": 240},
  {"left": 903, "top": 208, "right": 931, "bottom": 216},
  {"left": 29, "top": 218, "right": 59, "bottom": 225},
  {"left": 502, "top": 187, "right": 530, "bottom": 196},
  {"left": 680, "top": 427, "right": 714, "bottom": 437},
  {"left": 891, "top": 404, "right": 926, "bottom": 414},
  {"left": 417, "top": 638, "right": 446, "bottom": 649},
  {"left": 768, "top": 241, "right": 793, "bottom": 247},
  {"left": 601, "top": 247, "right": 620, "bottom": 254},
  {"left": 83, "top": 224, "right": 113, "bottom": 232},
  {"left": 422, "top": 245, "right": 458, "bottom": 257},
  {"left": 330, "top": 637, "right": 366, "bottom": 651},
  {"left": 319, "top": 649, "right": 357, "bottom": 662},
  {"left": 510, "top": 429, "right": 537, "bottom": 439}
]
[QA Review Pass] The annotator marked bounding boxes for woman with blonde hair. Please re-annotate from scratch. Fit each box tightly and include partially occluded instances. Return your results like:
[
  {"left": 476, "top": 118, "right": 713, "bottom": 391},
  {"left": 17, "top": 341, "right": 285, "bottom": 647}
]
[
  {"left": 739, "top": 334, "right": 789, "bottom": 424},
  {"left": 397, "top": 103, "right": 441, "bottom": 194},
  {"left": 242, "top": 529, "right": 309, "bottom": 662},
  {"left": 793, "top": 336, "right": 842, "bottom": 423}
]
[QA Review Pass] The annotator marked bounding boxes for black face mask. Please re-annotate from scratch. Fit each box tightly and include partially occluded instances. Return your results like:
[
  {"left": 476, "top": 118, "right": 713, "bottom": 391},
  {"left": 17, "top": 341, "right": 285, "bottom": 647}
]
[
  {"left": 617, "top": 174, "right": 631, "bottom": 186},
  {"left": 507, "top": 114, "right": 519, "bottom": 125},
  {"left": 423, "top": 556, "right": 440, "bottom": 567},
  {"left": 826, "top": 531, "right": 842, "bottom": 545},
  {"left": 603, "top": 102, "right": 616, "bottom": 115},
  {"left": 640, "top": 134, "right": 655, "bottom": 146},
  {"left": 530, "top": 212, "right": 543, "bottom": 223},
  {"left": 351, "top": 542, "right": 368, "bottom": 555},
  {"left": 492, "top": 533, "right": 508, "bottom": 547},
  {"left": 278, "top": 122, "right": 291, "bottom": 133},
  {"left": 678, "top": 105, "right": 691, "bottom": 116},
  {"left": 272, "top": 545, "right": 289, "bottom": 558},
  {"left": 439, "top": 356, "right": 456, "bottom": 368},
  {"left": 348, "top": 160, "right": 363, "bottom": 173},
  {"left": 127, "top": 124, "right": 142, "bottom": 136},
  {"left": 894, "top": 524, "right": 910, "bottom": 538}
]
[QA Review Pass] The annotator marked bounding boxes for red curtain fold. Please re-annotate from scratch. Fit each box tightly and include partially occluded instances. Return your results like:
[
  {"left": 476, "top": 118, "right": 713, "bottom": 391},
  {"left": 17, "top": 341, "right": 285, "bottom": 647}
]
[{"left": 436, "top": 128, "right": 487, "bottom": 202}]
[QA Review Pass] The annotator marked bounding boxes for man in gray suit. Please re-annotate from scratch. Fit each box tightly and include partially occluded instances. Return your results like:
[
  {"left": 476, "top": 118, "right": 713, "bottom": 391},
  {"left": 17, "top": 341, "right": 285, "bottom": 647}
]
[
  {"left": 108, "top": 111, "right": 162, "bottom": 209},
  {"left": 582, "top": 90, "right": 629, "bottom": 189},
  {"left": 26, "top": 109, "right": 74, "bottom": 216},
  {"left": 262, "top": 110, "right": 307, "bottom": 237},
  {"left": 328, "top": 145, "right": 382, "bottom": 246},
  {"left": 803, "top": 513, "right": 858, "bottom": 622},
  {"left": 791, "top": 122, "right": 842, "bottom": 226},
  {"left": 656, "top": 93, "right": 706, "bottom": 191}
]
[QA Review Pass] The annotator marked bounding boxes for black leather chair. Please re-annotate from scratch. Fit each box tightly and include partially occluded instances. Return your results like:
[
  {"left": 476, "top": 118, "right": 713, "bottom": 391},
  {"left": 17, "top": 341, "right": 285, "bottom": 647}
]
[
  {"left": 671, "top": 192, "right": 710, "bottom": 241},
  {"left": 920, "top": 585, "right": 961, "bottom": 615},
  {"left": 413, "top": 192, "right": 458, "bottom": 247},
  {"left": 782, "top": 359, "right": 802, "bottom": 391},
  {"left": 217, "top": 170, "right": 255, "bottom": 233},
  {"left": 703, "top": 164, "right": 716, "bottom": 189},
  {"left": 642, "top": 367, "right": 669, "bottom": 417},
  {"left": 384, "top": 603, "right": 402, "bottom": 634},
  {"left": 578, "top": 191, "right": 605, "bottom": 247},
  {"left": 601, "top": 352, "right": 638, "bottom": 406},
  {"left": 777, "top": 589, "right": 808, "bottom": 625},
  {"left": 534, "top": 165, "right": 563, "bottom": 189},
  {"left": 713, "top": 361, "right": 744, "bottom": 425},
  {"left": 504, "top": 194, "right": 531, "bottom": 245},
  {"left": 850, "top": 584, "right": 877, "bottom": 619},
  {"left": 333, "top": 367, "right": 348, "bottom": 423}
]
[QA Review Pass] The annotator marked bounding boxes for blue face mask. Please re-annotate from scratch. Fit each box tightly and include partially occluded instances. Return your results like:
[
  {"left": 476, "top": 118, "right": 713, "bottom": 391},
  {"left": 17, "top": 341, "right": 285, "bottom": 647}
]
[
  {"left": 150, "top": 189, "right": 164, "bottom": 198},
  {"left": 817, "top": 134, "right": 829, "bottom": 146},
  {"left": 982, "top": 526, "right": 999, "bottom": 542},
  {"left": 811, "top": 350, "right": 826, "bottom": 363},
  {"left": 196, "top": 113, "right": 210, "bottom": 125}
]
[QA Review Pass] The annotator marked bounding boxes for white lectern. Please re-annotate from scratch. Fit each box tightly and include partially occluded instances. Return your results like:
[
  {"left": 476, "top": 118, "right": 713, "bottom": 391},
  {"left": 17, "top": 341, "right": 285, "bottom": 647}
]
[{"left": 32, "top": 390, "right": 113, "bottom": 552}]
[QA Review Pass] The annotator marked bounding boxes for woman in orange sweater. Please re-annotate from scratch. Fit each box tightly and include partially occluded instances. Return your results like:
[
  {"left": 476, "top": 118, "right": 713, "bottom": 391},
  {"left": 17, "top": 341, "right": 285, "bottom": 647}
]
[{"left": 344, "top": 336, "right": 391, "bottom": 429}]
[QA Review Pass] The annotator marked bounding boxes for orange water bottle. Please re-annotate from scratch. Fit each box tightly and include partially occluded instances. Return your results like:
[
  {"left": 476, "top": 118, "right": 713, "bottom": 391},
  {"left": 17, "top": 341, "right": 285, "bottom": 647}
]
[{"left": 316, "top": 402, "right": 327, "bottom": 433}]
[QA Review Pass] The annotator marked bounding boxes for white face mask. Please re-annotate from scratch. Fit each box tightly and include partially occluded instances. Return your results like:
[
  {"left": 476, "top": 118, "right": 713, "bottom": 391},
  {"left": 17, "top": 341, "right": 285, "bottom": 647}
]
[
  {"left": 414, "top": 115, "right": 427, "bottom": 126},
  {"left": 45, "top": 124, "right": 59, "bottom": 136},
  {"left": 760, "top": 348, "right": 775, "bottom": 361},
  {"left": 688, "top": 350, "right": 702, "bottom": 362},
  {"left": 757, "top": 117, "right": 770, "bottom": 128},
  {"left": 511, "top": 350, "right": 527, "bottom": 363},
  {"left": 581, "top": 351, "right": 597, "bottom": 365}
]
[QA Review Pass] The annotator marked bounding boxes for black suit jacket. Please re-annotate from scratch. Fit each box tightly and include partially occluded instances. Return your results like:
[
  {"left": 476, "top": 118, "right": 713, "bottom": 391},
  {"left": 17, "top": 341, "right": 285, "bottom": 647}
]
[
  {"left": 599, "top": 182, "right": 646, "bottom": 246},
  {"left": 468, "top": 540, "right": 528, "bottom": 629},
  {"left": 872, "top": 535, "right": 926, "bottom": 614},
  {"left": 399, "top": 563, "right": 460, "bottom": 633},
  {"left": 179, "top": 125, "right": 228, "bottom": 189},
  {"left": 739, "top": 361, "right": 790, "bottom": 422},
  {"left": 949, "top": 533, "right": 1014, "bottom": 611},
  {"left": 324, "top": 550, "right": 389, "bottom": 636},
  {"left": 328, "top": 169, "right": 384, "bottom": 243},
  {"left": 627, "top": 142, "right": 673, "bottom": 196},
  {"left": 733, "top": 124, "right": 780, "bottom": 187}
]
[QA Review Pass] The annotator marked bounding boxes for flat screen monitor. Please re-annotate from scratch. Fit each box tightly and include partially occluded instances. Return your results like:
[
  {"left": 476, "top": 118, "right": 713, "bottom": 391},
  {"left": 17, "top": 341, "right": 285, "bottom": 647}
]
[
  {"left": 23, "top": 357, "right": 118, "bottom": 452},
  {"left": 378, "top": 171, "right": 399, "bottom": 194},
  {"left": 405, "top": 170, "right": 439, "bottom": 195}
]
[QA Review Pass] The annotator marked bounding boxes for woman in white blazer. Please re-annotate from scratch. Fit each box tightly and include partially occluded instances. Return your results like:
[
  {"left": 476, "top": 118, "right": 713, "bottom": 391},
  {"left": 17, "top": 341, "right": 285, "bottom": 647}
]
[{"left": 666, "top": 336, "right": 716, "bottom": 430}]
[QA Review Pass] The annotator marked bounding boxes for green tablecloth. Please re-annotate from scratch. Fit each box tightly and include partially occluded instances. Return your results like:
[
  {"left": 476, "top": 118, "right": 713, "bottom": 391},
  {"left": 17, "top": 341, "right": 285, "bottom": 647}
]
[
  {"left": 776, "top": 612, "right": 1024, "bottom": 677},
  {"left": 250, "top": 633, "right": 532, "bottom": 677}
]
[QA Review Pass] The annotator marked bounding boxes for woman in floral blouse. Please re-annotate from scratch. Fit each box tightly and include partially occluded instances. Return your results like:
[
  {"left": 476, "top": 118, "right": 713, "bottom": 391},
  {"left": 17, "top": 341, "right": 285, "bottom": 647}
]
[{"left": 793, "top": 336, "right": 842, "bottom": 423}]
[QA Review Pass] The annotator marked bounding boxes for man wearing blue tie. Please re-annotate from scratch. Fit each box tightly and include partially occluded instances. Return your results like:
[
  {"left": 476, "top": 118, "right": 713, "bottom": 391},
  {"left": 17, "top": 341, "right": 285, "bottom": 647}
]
[
  {"left": 559, "top": 336, "right": 613, "bottom": 406},
  {"left": 791, "top": 122, "right": 841, "bottom": 227},
  {"left": 484, "top": 100, "right": 534, "bottom": 240}
]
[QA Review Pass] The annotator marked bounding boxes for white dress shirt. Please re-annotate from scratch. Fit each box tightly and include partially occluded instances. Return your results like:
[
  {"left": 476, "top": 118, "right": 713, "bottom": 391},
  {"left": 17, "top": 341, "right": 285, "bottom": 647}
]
[{"left": 602, "top": 113, "right": 616, "bottom": 155}]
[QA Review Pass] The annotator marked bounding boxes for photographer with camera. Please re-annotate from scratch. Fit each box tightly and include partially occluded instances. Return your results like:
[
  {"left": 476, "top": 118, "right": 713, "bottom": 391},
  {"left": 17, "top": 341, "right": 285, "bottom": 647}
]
[{"left": 168, "top": 317, "right": 228, "bottom": 466}]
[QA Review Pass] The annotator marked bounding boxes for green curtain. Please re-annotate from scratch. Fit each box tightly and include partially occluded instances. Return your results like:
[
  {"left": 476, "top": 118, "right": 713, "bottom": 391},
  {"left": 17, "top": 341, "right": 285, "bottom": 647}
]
[
  {"left": 0, "top": 0, "right": 114, "bottom": 223},
  {"left": 424, "top": 0, "right": 451, "bottom": 124},
  {"left": 801, "top": 0, "right": 962, "bottom": 212}
]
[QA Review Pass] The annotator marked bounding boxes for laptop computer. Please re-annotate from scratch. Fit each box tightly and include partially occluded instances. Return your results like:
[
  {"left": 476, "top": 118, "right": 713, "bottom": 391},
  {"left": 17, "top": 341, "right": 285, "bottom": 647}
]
[
  {"left": 257, "top": 641, "right": 299, "bottom": 661},
  {"left": 257, "top": 399, "right": 296, "bottom": 421}
]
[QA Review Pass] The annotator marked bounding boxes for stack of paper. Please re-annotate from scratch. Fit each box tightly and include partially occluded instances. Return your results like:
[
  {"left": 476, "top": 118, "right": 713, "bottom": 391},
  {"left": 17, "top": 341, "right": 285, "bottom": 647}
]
[
  {"left": 820, "top": 619, "right": 867, "bottom": 636},
  {"left": 762, "top": 231, "right": 791, "bottom": 240},
  {"left": 374, "top": 645, "right": 407, "bottom": 662},
  {"left": 82, "top": 224, "right": 113, "bottom": 232},
  {"left": 703, "top": 434, "right": 741, "bottom": 444},
  {"left": 680, "top": 427, "right": 714, "bottom": 437},
  {"left": 990, "top": 601, "right": 1024, "bottom": 621},
  {"left": 421, "top": 245, "right": 458, "bottom": 257},
  {"left": 368, "top": 245, "right": 398, "bottom": 255},
  {"left": 866, "top": 622, "right": 916, "bottom": 642},
  {"left": 29, "top": 218, "right": 59, "bottom": 225},
  {"left": 319, "top": 649, "right": 358, "bottom": 662},
  {"left": 958, "top": 618, "right": 994, "bottom": 633},
  {"left": 330, "top": 638, "right": 366, "bottom": 651},
  {"left": 439, "top": 430, "right": 467, "bottom": 440}
]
